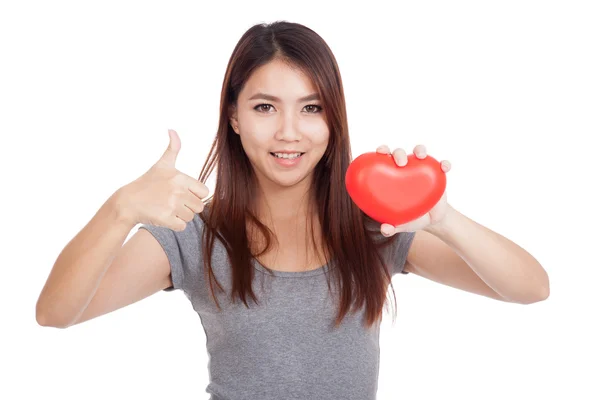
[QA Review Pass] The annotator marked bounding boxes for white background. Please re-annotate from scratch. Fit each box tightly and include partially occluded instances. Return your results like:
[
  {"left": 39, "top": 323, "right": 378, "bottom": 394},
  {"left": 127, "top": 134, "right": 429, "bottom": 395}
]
[{"left": 1, "top": 1, "right": 598, "bottom": 399}]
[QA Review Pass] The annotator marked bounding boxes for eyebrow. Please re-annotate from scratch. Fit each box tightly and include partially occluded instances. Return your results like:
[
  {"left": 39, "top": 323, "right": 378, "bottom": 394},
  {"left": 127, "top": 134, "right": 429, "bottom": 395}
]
[{"left": 248, "top": 92, "right": 321, "bottom": 102}]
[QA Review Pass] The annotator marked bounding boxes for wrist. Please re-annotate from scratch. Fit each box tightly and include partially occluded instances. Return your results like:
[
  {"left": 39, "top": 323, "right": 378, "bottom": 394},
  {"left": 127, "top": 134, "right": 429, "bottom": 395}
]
[
  {"left": 424, "top": 204, "right": 459, "bottom": 236},
  {"left": 109, "top": 188, "right": 137, "bottom": 227}
]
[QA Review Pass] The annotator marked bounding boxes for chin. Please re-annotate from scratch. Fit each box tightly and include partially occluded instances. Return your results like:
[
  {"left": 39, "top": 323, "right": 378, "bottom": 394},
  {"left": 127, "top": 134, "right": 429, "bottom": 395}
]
[
  {"left": 269, "top": 172, "right": 311, "bottom": 188},
  {"left": 261, "top": 165, "right": 313, "bottom": 189}
]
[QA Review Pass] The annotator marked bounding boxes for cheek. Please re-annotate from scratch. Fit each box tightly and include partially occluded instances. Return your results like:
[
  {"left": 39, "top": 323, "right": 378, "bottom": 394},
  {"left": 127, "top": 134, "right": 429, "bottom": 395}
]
[
  {"left": 241, "top": 132, "right": 271, "bottom": 157},
  {"left": 301, "top": 119, "right": 329, "bottom": 146},
  {"left": 239, "top": 119, "right": 275, "bottom": 147}
]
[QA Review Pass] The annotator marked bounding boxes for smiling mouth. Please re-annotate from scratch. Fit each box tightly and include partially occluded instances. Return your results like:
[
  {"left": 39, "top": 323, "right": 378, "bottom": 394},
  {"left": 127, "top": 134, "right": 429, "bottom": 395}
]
[{"left": 269, "top": 152, "right": 306, "bottom": 159}]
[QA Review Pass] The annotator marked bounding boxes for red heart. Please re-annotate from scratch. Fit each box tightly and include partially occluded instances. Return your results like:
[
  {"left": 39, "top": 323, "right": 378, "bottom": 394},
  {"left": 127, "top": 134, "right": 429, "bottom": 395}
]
[{"left": 345, "top": 152, "right": 446, "bottom": 226}]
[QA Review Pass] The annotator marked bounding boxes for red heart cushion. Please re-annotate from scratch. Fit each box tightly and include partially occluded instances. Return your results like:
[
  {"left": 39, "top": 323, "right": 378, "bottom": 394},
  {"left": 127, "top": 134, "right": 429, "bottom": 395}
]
[{"left": 345, "top": 152, "right": 446, "bottom": 226}]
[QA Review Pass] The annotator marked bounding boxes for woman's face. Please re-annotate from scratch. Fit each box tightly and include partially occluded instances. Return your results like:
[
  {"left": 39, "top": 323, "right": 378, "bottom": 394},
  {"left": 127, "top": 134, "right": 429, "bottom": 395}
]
[{"left": 230, "top": 59, "right": 330, "bottom": 189}]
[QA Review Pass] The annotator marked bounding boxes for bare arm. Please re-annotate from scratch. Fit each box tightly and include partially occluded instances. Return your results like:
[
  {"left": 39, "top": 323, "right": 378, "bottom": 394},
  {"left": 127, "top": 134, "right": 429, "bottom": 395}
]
[
  {"left": 404, "top": 229, "right": 508, "bottom": 302},
  {"left": 405, "top": 206, "right": 549, "bottom": 304},
  {"left": 36, "top": 129, "right": 207, "bottom": 328},
  {"left": 67, "top": 228, "right": 173, "bottom": 327},
  {"left": 35, "top": 190, "right": 172, "bottom": 328}
]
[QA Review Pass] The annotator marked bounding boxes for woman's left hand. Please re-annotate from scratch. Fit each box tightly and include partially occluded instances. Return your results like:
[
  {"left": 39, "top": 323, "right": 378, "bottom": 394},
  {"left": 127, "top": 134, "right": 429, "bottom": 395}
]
[{"left": 376, "top": 144, "right": 452, "bottom": 236}]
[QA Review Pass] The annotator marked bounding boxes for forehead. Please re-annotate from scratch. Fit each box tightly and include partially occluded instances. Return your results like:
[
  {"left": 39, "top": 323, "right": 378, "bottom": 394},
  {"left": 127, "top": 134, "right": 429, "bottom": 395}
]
[{"left": 241, "top": 59, "right": 318, "bottom": 100}]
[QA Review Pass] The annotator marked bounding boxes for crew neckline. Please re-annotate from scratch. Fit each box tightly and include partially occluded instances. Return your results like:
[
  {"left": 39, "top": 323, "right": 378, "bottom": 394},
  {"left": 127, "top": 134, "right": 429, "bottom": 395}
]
[{"left": 252, "top": 258, "right": 333, "bottom": 278}]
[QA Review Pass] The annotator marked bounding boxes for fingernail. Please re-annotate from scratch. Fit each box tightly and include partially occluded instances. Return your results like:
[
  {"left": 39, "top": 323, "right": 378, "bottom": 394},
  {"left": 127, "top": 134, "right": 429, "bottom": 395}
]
[{"left": 394, "top": 156, "right": 407, "bottom": 166}]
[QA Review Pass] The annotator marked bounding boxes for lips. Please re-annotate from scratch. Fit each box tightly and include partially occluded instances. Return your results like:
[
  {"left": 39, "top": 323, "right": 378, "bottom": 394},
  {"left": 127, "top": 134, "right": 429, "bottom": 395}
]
[
  {"left": 269, "top": 151, "right": 305, "bottom": 158},
  {"left": 270, "top": 152, "right": 304, "bottom": 159}
]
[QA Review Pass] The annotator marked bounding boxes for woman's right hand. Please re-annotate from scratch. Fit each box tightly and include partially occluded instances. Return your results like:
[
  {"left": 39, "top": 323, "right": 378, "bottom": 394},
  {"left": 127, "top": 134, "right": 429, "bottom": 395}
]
[{"left": 116, "top": 129, "right": 209, "bottom": 231}]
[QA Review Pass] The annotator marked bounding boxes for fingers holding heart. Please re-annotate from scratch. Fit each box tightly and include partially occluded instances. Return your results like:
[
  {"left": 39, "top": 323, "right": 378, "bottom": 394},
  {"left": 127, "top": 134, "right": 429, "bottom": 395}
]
[
  {"left": 413, "top": 144, "right": 427, "bottom": 159},
  {"left": 412, "top": 144, "right": 451, "bottom": 172},
  {"left": 381, "top": 212, "right": 429, "bottom": 235},
  {"left": 440, "top": 159, "right": 451, "bottom": 172},
  {"left": 377, "top": 143, "right": 450, "bottom": 172},
  {"left": 376, "top": 144, "right": 391, "bottom": 154},
  {"left": 381, "top": 223, "right": 396, "bottom": 236},
  {"left": 391, "top": 148, "right": 408, "bottom": 167},
  {"left": 376, "top": 144, "right": 408, "bottom": 167},
  {"left": 351, "top": 147, "right": 448, "bottom": 230}
]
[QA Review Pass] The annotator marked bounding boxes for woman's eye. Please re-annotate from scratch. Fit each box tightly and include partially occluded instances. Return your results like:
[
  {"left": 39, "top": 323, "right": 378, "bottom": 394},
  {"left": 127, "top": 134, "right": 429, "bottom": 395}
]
[
  {"left": 254, "top": 104, "right": 274, "bottom": 113},
  {"left": 304, "top": 104, "right": 323, "bottom": 113}
]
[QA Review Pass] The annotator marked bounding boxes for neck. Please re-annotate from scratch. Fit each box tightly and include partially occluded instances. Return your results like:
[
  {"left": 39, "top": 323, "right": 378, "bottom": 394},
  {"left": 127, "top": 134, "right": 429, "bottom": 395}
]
[
  {"left": 255, "top": 177, "right": 315, "bottom": 222},
  {"left": 248, "top": 173, "right": 325, "bottom": 264}
]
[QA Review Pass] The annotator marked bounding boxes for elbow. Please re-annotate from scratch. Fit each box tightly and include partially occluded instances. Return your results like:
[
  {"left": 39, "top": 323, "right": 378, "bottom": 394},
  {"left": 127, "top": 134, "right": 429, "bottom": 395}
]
[
  {"left": 522, "top": 289, "right": 549, "bottom": 305},
  {"left": 36, "top": 312, "right": 71, "bottom": 329},
  {"left": 35, "top": 312, "right": 52, "bottom": 328},
  {"left": 35, "top": 299, "right": 49, "bottom": 326},
  {"left": 518, "top": 282, "right": 550, "bottom": 305},
  {"left": 535, "top": 282, "right": 550, "bottom": 302},
  {"left": 539, "top": 281, "right": 550, "bottom": 301},
  {"left": 532, "top": 269, "right": 551, "bottom": 303},
  {"left": 518, "top": 264, "right": 550, "bottom": 305},
  {"left": 36, "top": 301, "right": 72, "bottom": 329}
]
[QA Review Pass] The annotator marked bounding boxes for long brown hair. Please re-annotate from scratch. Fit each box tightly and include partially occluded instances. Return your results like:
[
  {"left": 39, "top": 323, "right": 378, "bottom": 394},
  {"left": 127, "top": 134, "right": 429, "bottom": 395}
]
[{"left": 198, "top": 21, "right": 399, "bottom": 329}]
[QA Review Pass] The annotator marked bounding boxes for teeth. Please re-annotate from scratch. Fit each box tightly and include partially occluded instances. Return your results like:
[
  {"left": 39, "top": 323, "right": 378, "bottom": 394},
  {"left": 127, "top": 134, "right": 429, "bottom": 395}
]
[{"left": 273, "top": 152, "right": 302, "bottom": 159}]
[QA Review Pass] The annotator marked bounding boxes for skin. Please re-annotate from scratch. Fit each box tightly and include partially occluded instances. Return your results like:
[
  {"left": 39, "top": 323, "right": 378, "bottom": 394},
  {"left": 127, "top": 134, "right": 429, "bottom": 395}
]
[{"left": 229, "top": 58, "right": 329, "bottom": 222}]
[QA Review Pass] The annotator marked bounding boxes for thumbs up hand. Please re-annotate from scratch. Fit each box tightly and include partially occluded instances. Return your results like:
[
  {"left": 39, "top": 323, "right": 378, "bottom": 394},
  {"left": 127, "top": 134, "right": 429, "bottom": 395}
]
[
  {"left": 156, "top": 128, "right": 182, "bottom": 168},
  {"left": 116, "top": 129, "right": 209, "bottom": 231}
]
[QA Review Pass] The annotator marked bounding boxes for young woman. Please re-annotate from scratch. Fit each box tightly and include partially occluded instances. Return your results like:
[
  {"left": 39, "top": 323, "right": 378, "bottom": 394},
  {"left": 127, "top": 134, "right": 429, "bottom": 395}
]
[{"left": 36, "top": 21, "right": 550, "bottom": 400}]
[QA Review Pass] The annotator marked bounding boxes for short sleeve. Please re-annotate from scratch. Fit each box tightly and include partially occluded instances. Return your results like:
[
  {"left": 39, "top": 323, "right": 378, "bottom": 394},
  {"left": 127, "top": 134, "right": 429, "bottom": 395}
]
[
  {"left": 137, "top": 213, "right": 204, "bottom": 293},
  {"left": 392, "top": 231, "right": 416, "bottom": 275}
]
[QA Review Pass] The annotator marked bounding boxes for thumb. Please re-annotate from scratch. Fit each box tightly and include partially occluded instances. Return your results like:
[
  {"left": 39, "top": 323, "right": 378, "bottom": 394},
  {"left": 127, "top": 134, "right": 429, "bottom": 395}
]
[{"left": 158, "top": 129, "right": 181, "bottom": 166}]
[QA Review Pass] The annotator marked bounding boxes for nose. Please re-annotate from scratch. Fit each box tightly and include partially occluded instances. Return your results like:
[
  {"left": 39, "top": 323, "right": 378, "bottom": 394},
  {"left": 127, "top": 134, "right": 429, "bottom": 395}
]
[{"left": 274, "top": 113, "right": 301, "bottom": 142}]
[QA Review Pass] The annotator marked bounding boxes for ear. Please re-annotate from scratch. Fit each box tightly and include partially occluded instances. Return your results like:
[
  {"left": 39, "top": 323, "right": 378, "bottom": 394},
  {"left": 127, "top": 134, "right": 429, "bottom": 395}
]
[{"left": 228, "top": 104, "right": 239, "bottom": 134}]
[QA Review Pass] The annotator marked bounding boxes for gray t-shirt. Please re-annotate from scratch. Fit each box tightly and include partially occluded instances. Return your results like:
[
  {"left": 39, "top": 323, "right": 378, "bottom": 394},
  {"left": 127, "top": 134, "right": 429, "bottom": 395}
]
[{"left": 138, "top": 213, "right": 415, "bottom": 400}]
